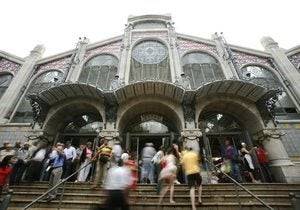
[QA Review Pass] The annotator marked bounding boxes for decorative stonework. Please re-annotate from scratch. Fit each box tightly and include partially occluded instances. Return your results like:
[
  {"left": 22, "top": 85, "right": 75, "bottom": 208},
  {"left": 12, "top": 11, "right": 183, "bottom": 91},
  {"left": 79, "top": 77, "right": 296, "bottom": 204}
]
[
  {"left": 254, "top": 129, "right": 284, "bottom": 142},
  {"left": 0, "top": 58, "right": 21, "bottom": 74},
  {"left": 85, "top": 41, "right": 122, "bottom": 59},
  {"left": 232, "top": 50, "right": 273, "bottom": 69},
  {"left": 131, "top": 31, "right": 169, "bottom": 43},
  {"left": 37, "top": 56, "right": 71, "bottom": 72},
  {"left": 99, "top": 129, "right": 119, "bottom": 140},
  {"left": 177, "top": 38, "right": 218, "bottom": 57},
  {"left": 181, "top": 128, "right": 202, "bottom": 140},
  {"left": 288, "top": 52, "right": 300, "bottom": 70}
]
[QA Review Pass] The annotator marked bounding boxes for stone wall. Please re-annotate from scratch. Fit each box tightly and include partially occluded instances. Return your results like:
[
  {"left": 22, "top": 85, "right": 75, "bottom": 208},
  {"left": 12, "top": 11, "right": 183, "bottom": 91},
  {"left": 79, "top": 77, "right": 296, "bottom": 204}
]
[
  {"left": 0, "top": 124, "right": 41, "bottom": 145},
  {"left": 277, "top": 123, "right": 300, "bottom": 157}
]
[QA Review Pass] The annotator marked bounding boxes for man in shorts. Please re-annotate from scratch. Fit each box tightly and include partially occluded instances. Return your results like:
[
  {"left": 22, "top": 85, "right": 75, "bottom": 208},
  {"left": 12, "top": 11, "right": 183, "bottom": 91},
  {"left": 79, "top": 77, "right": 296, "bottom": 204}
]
[{"left": 181, "top": 147, "right": 202, "bottom": 210}]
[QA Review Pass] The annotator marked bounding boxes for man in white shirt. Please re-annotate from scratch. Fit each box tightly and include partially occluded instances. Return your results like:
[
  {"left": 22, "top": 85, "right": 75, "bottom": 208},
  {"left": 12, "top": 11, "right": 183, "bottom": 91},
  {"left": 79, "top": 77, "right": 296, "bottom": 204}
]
[
  {"left": 62, "top": 141, "right": 77, "bottom": 179},
  {"left": 104, "top": 160, "right": 131, "bottom": 210}
]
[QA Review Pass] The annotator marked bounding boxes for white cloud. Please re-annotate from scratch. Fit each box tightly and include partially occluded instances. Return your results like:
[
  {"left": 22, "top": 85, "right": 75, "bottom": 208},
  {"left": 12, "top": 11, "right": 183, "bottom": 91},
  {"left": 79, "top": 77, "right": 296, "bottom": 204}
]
[{"left": 1, "top": 0, "right": 299, "bottom": 57}]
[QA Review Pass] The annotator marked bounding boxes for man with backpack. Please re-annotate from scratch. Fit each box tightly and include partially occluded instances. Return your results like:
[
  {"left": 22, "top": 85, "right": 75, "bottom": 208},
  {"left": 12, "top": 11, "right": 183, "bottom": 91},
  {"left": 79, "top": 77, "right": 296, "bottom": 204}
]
[{"left": 92, "top": 138, "right": 112, "bottom": 188}]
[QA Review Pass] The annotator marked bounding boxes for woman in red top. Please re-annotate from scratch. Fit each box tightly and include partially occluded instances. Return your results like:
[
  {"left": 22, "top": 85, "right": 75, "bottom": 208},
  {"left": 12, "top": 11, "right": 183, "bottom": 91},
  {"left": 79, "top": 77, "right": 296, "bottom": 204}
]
[{"left": 0, "top": 155, "right": 18, "bottom": 195}]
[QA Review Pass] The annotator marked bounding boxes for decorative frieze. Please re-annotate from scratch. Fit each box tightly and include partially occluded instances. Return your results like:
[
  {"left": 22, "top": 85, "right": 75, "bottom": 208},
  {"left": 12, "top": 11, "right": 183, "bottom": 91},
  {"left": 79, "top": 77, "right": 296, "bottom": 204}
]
[
  {"left": 0, "top": 58, "right": 21, "bottom": 74},
  {"left": 288, "top": 52, "right": 300, "bottom": 71},
  {"left": 85, "top": 41, "right": 122, "bottom": 59},
  {"left": 232, "top": 50, "right": 272, "bottom": 69},
  {"left": 177, "top": 38, "right": 218, "bottom": 57}
]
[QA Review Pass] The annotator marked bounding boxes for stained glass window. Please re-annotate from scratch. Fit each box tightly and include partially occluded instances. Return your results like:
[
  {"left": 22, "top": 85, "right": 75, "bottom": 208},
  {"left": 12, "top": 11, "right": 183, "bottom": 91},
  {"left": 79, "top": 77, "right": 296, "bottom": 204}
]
[
  {"left": 12, "top": 70, "right": 63, "bottom": 123},
  {"left": 130, "top": 40, "right": 171, "bottom": 83},
  {"left": 79, "top": 54, "right": 118, "bottom": 90},
  {"left": 0, "top": 73, "right": 13, "bottom": 99},
  {"left": 182, "top": 52, "right": 224, "bottom": 89}
]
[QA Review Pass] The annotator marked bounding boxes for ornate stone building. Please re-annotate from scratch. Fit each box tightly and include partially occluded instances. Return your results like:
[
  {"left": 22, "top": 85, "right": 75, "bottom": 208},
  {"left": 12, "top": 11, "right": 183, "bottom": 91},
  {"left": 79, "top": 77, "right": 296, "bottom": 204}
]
[{"left": 0, "top": 14, "right": 300, "bottom": 183}]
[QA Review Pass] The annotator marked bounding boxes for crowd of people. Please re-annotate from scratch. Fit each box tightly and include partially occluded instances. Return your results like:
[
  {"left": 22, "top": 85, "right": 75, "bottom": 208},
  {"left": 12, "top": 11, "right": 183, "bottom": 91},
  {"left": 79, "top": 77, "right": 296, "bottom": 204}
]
[{"left": 0, "top": 137, "right": 273, "bottom": 210}]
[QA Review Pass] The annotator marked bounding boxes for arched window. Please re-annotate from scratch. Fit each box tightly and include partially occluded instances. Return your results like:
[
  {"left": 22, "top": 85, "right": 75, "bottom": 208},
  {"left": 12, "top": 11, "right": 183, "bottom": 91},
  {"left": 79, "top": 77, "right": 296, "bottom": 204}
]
[
  {"left": 79, "top": 54, "right": 118, "bottom": 90},
  {"left": 130, "top": 40, "right": 171, "bottom": 83},
  {"left": 182, "top": 52, "right": 224, "bottom": 89},
  {"left": 0, "top": 73, "right": 13, "bottom": 99},
  {"left": 241, "top": 65, "right": 281, "bottom": 89},
  {"left": 242, "top": 65, "right": 298, "bottom": 115},
  {"left": 12, "top": 70, "right": 63, "bottom": 123}
]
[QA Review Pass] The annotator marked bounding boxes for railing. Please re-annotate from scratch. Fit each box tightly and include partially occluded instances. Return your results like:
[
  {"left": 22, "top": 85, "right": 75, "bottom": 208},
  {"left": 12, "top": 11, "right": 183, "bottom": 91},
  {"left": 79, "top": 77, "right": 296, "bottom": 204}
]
[
  {"left": 204, "top": 157, "right": 274, "bottom": 210},
  {"left": 22, "top": 161, "right": 94, "bottom": 210}
]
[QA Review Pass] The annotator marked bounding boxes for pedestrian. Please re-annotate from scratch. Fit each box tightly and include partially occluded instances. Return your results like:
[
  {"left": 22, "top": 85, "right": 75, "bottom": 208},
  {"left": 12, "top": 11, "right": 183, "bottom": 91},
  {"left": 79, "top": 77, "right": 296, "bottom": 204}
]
[
  {"left": 224, "top": 139, "right": 242, "bottom": 182},
  {"left": 181, "top": 147, "right": 202, "bottom": 210},
  {"left": 123, "top": 152, "right": 138, "bottom": 190},
  {"left": 240, "top": 142, "right": 258, "bottom": 183},
  {"left": 158, "top": 147, "right": 177, "bottom": 204},
  {"left": 25, "top": 141, "right": 49, "bottom": 181},
  {"left": 255, "top": 144, "right": 273, "bottom": 182},
  {"left": 112, "top": 140, "right": 122, "bottom": 164},
  {"left": 62, "top": 141, "right": 77, "bottom": 179},
  {"left": 77, "top": 142, "right": 93, "bottom": 182},
  {"left": 92, "top": 138, "right": 112, "bottom": 188},
  {"left": 104, "top": 159, "right": 132, "bottom": 210},
  {"left": 152, "top": 146, "right": 164, "bottom": 193},
  {"left": 0, "top": 155, "right": 18, "bottom": 195},
  {"left": 45, "top": 144, "right": 65, "bottom": 201},
  {"left": 0, "top": 143, "right": 16, "bottom": 162},
  {"left": 10, "top": 142, "right": 30, "bottom": 185},
  {"left": 141, "top": 143, "right": 156, "bottom": 184}
]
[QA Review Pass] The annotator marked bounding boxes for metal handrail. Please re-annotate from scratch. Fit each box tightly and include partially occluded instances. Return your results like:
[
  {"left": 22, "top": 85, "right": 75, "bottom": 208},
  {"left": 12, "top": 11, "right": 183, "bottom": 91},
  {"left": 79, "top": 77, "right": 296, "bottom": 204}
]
[
  {"left": 205, "top": 157, "right": 274, "bottom": 210},
  {"left": 22, "top": 160, "right": 94, "bottom": 210}
]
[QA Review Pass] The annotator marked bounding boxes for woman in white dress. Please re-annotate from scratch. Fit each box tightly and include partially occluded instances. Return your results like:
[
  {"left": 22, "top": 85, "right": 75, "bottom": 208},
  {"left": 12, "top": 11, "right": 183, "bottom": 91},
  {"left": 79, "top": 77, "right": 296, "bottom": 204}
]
[
  {"left": 77, "top": 142, "right": 93, "bottom": 182},
  {"left": 158, "top": 147, "right": 177, "bottom": 204}
]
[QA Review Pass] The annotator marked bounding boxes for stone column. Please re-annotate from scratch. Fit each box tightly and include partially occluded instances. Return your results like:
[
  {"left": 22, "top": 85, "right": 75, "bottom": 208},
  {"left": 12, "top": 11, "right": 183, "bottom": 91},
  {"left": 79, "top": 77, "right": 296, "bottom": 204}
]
[
  {"left": 0, "top": 45, "right": 45, "bottom": 123},
  {"left": 98, "top": 128, "right": 119, "bottom": 147},
  {"left": 66, "top": 37, "right": 89, "bottom": 82},
  {"left": 261, "top": 37, "right": 300, "bottom": 105},
  {"left": 255, "top": 129, "right": 296, "bottom": 183},
  {"left": 212, "top": 33, "right": 239, "bottom": 79},
  {"left": 181, "top": 128, "right": 202, "bottom": 153}
]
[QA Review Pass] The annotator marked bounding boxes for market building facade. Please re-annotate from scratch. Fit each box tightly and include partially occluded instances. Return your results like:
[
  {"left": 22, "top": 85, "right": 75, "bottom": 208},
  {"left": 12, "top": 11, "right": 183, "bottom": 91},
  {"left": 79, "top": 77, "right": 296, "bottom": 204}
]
[{"left": 0, "top": 14, "right": 300, "bottom": 183}]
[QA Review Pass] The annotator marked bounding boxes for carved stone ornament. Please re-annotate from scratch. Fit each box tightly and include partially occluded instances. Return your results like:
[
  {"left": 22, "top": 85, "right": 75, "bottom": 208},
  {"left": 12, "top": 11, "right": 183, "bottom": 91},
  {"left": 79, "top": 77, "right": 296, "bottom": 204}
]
[
  {"left": 132, "top": 41, "right": 168, "bottom": 64},
  {"left": 99, "top": 129, "right": 119, "bottom": 140},
  {"left": 181, "top": 129, "right": 202, "bottom": 141},
  {"left": 254, "top": 129, "right": 284, "bottom": 142}
]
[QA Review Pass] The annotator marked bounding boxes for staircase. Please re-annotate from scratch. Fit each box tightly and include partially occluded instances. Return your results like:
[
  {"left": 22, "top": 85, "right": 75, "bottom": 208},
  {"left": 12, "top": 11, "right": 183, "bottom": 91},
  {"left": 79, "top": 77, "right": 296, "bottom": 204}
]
[{"left": 7, "top": 182, "right": 300, "bottom": 210}]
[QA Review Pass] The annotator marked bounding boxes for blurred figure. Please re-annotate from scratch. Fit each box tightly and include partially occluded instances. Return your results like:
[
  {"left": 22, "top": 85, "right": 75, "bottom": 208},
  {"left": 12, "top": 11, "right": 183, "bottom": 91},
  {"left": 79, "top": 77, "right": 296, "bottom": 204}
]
[
  {"left": 123, "top": 152, "right": 138, "bottom": 190},
  {"left": 10, "top": 142, "right": 30, "bottom": 185},
  {"left": 45, "top": 144, "right": 65, "bottom": 201},
  {"left": 63, "top": 141, "right": 77, "bottom": 179},
  {"left": 75, "top": 144, "right": 85, "bottom": 170},
  {"left": 141, "top": 143, "right": 156, "bottom": 184},
  {"left": 152, "top": 146, "right": 164, "bottom": 194},
  {"left": 112, "top": 141, "right": 122, "bottom": 163},
  {"left": 77, "top": 142, "right": 93, "bottom": 182},
  {"left": 25, "top": 141, "right": 49, "bottom": 182},
  {"left": 240, "top": 142, "right": 258, "bottom": 183},
  {"left": 0, "top": 142, "right": 9, "bottom": 151},
  {"left": 158, "top": 147, "right": 177, "bottom": 204},
  {"left": 104, "top": 160, "right": 131, "bottom": 210},
  {"left": 181, "top": 147, "right": 202, "bottom": 210},
  {"left": 255, "top": 144, "right": 273, "bottom": 182},
  {"left": 92, "top": 138, "right": 112, "bottom": 188},
  {"left": 224, "top": 139, "right": 242, "bottom": 182},
  {"left": 0, "top": 155, "right": 18, "bottom": 195},
  {"left": 0, "top": 143, "right": 15, "bottom": 162}
]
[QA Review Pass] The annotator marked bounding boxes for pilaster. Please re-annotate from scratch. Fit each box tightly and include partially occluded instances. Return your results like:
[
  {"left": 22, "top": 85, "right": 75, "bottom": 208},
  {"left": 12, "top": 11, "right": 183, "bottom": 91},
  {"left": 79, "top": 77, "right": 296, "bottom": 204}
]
[
  {"left": 212, "top": 33, "right": 239, "bottom": 79},
  {"left": 255, "top": 129, "right": 296, "bottom": 182},
  {"left": 0, "top": 45, "right": 45, "bottom": 123},
  {"left": 261, "top": 37, "right": 300, "bottom": 106},
  {"left": 66, "top": 37, "right": 89, "bottom": 82}
]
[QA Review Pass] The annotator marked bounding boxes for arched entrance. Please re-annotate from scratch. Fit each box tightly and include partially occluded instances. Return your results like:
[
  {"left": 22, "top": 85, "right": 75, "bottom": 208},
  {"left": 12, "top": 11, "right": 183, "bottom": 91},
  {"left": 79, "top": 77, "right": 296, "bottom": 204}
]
[
  {"left": 197, "top": 96, "right": 265, "bottom": 182},
  {"left": 117, "top": 99, "right": 183, "bottom": 159},
  {"left": 43, "top": 98, "right": 104, "bottom": 146}
]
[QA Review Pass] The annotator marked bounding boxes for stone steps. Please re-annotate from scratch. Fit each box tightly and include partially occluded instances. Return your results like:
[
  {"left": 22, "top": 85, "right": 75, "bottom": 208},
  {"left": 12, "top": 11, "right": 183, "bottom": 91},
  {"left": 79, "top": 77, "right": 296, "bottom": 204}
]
[{"left": 7, "top": 182, "right": 299, "bottom": 210}]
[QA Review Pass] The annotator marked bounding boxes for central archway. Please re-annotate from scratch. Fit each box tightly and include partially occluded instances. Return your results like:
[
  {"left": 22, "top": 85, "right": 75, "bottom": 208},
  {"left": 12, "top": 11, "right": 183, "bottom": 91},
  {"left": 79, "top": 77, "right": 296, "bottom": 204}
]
[{"left": 117, "top": 98, "right": 184, "bottom": 152}]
